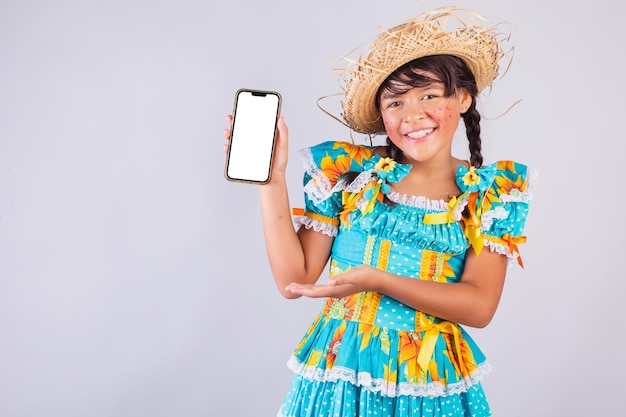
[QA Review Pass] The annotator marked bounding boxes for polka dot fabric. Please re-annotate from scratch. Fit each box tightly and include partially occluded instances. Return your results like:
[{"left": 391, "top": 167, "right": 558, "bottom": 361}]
[
  {"left": 280, "top": 376, "right": 490, "bottom": 417},
  {"left": 283, "top": 141, "right": 535, "bottom": 417}
]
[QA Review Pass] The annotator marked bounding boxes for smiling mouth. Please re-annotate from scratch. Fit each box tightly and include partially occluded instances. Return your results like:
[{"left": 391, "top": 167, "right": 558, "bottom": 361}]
[{"left": 405, "top": 128, "right": 434, "bottom": 140}]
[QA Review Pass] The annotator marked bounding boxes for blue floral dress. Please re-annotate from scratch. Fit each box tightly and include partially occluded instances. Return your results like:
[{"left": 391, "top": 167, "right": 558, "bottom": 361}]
[{"left": 279, "top": 141, "right": 535, "bottom": 417}]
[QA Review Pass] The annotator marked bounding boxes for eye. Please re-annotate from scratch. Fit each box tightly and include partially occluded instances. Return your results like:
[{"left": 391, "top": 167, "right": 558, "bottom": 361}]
[
  {"left": 382, "top": 99, "right": 402, "bottom": 109},
  {"left": 421, "top": 93, "right": 439, "bottom": 101},
  {"left": 419, "top": 84, "right": 447, "bottom": 101}
]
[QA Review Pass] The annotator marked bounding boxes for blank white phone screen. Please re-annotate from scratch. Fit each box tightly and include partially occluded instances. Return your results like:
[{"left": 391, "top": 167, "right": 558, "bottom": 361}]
[{"left": 226, "top": 90, "right": 280, "bottom": 183}]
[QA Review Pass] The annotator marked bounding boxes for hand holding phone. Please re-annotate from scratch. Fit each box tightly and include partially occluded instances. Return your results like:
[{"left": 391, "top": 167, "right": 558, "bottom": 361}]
[{"left": 224, "top": 89, "right": 282, "bottom": 184}]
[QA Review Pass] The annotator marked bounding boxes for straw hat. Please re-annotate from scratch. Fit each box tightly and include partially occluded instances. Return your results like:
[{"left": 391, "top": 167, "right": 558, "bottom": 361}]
[{"left": 339, "top": 6, "right": 511, "bottom": 135}]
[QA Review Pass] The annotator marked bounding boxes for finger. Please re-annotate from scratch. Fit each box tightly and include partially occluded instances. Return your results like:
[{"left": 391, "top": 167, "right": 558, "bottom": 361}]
[
  {"left": 223, "top": 115, "right": 233, "bottom": 155},
  {"left": 328, "top": 273, "right": 350, "bottom": 286},
  {"left": 277, "top": 116, "right": 287, "bottom": 133},
  {"left": 276, "top": 117, "right": 288, "bottom": 144},
  {"left": 224, "top": 115, "right": 233, "bottom": 140},
  {"left": 285, "top": 283, "right": 312, "bottom": 293},
  {"left": 286, "top": 282, "right": 321, "bottom": 291},
  {"left": 286, "top": 283, "right": 327, "bottom": 296}
]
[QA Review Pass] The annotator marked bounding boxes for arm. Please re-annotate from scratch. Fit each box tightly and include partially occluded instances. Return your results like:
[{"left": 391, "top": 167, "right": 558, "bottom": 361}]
[
  {"left": 286, "top": 248, "right": 507, "bottom": 327},
  {"left": 376, "top": 249, "right": 507, "bottom": 327},
  {"left": 225, "top": 116, "right": 334, "bottom": 298},
  {"left": 259, "top": 180, "right": 334, "bottom": 298}
]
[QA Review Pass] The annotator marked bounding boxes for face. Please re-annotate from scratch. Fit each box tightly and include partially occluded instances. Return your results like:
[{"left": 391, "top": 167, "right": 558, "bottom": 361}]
[{"left": 379, "top": 79, "right": 471, "bottom": 164}]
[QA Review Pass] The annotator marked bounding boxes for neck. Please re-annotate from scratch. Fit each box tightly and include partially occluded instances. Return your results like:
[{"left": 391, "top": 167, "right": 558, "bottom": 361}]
[
  {"left": 390, "top": 154, "right": 467, "bottom": 201},
  {"left": 401, "top": 154, "right": 466, "bottom": 180}
]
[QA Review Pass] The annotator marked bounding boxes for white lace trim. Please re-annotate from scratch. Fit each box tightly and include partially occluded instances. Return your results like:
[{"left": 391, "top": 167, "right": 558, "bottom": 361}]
[
  {"left": 293, "top": 215, "right": 338, "bottom": 237},
  {"left": 344, "top": 169, "right": 376, "bottom": 193},
  {"left": 386, "top": 192, "right": 449, "bottom": 211},
  {"left": 481, "top": 206, "right": 509, "bottom": 231},
  {"left": 484, "top": 238, "right": 521, "bottom": 267},
  {"left": 286, "top": 356, "right": 492, "bottom": 398},
  {"left": 452, "top": 193, "right": 469, "bottom": 221},
  {"left": 300, "top": 148, "right": 349, "bottom": 204},
  {"left": 355, "top": 197, "right": 369, "bottom": 213}
]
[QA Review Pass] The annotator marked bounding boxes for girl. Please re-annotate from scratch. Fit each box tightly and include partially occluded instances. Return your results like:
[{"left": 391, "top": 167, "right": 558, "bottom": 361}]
[{"left": 225, "top": 6, "right": 534, "bottom": 417}]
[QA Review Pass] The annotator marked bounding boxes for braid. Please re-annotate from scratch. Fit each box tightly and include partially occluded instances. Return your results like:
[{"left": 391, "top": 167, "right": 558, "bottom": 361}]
[
  {"left": 386, "top": 139, "right": 403, "bottom": 161},
  {"left": 463, "top": 103, "right": 483, "bottom": 168}
]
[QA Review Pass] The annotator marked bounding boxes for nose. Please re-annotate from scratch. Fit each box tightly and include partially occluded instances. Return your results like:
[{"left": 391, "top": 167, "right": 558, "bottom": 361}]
[{"left": 402, "top": 101, "right": 426, "bottom": 122}]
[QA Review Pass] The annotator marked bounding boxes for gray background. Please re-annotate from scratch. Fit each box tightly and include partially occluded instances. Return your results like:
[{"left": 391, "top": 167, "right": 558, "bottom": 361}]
[{"left": 1, "top": 0, "right": 624, "bottom": 416}]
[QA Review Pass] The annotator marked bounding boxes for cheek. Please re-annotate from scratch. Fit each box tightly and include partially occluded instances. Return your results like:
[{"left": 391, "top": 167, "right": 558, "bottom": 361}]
[
  {"left": 383, "top": 120, "right": 395, "bottom": 136},
  {"left": 432, "top": 106, "right": 456, "bottom": 122},
  {"left": 383, "top": 115, "right": 396, "bottom": 128}
]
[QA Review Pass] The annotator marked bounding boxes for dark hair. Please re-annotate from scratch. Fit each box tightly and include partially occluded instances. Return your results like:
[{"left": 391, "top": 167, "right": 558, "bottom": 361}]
[{"left": 376, "top": 55, "right": 484, "bottom": 168}]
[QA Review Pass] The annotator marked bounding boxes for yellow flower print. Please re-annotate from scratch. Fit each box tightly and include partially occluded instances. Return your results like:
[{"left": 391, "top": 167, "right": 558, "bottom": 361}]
[
  {"left": 357, "top": 323, "right": 379, "bottom": 352},
  {"left": 419, "top": 250, "right": 455, "bottom": 283},
  {"left": 379, "top": 327, "right": 391, "bottom": 356},
  {"left": 306, "top": 349, "right": 323, "bottom": 367},
  {"left": 319, "top": 153, "right": 352, "bottom": 186},
  {"left": 496, "top": 160, "right": 517, "bottom": 174},
  {"left": 327, "top": 297, "right": 357, "bottom": 320},
  {"left": 325, "top": 321, "right": 347, "bottom": 369},
  {"left": 428, "top": 356, "right": 444, "bottom": 384},
  {"left": 461, "top": 166, "right": 481, "bottom": 187},
  {"left": 333, "top": 142, "right": 372, "bottom": 166},
  {"left": 325, "top": 261, "right": 360, "bottom": 319},
  {"left": 494, "top": 173, "right": 527, "bottom": 198},
  {"left": 374, "top": 157, "right": 397, "bottom": 174},
  {"left": 399, "top": 331, "right": 425, "bottom": 382},
  {"left": 329, "top": 259, "right": 345, "bottom": 278},
  {"left": 383, "top": 363, "right": 398, "bottom": 384},
  {"left": 482, "top": 187, "right": 500, "bottom": 213},
  {"left": 339, "top": 181, "right": 382, "bottom": 226},
  {"left": 443, "top": 334, "right": 477, "bottom": 378}
]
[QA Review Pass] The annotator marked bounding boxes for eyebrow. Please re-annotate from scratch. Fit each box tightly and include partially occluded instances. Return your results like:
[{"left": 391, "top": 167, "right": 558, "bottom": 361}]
[{"left": 380, "top": 83, "right": 445, "bottom": 100}]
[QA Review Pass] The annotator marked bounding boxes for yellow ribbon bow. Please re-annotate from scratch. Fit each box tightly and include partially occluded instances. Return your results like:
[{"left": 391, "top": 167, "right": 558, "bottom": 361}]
[
  {"left": 416, "top": 316, "right": 467, "bottom": 376},
  {"left": 423, "top": 196, "right": 459, "bottom": 225}
]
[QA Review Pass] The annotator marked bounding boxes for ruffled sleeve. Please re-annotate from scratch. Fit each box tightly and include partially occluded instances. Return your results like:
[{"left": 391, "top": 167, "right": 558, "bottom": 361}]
[
  {"left": 292, "top": 141, "right": 375, "bottom": 237},
  {"left": 456, "top": 160, "right": 537, "bottom": 267}
]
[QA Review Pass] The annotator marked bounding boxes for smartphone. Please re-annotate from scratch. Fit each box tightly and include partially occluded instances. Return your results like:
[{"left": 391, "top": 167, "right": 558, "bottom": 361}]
[{"left": 225, "top": 89, "right": 282, "bottom": 184}]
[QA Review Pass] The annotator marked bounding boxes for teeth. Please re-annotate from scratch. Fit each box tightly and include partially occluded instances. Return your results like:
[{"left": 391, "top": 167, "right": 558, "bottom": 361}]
[{"left": 407, "top": 128, "right": 434, "bottom": 139}]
